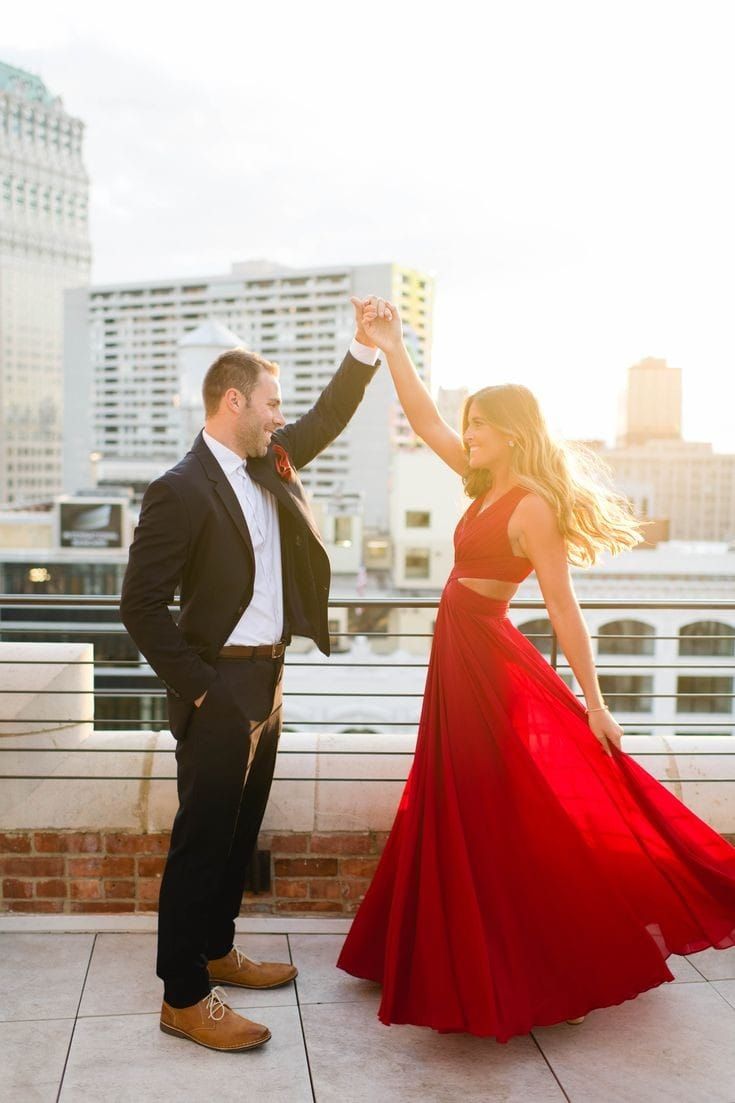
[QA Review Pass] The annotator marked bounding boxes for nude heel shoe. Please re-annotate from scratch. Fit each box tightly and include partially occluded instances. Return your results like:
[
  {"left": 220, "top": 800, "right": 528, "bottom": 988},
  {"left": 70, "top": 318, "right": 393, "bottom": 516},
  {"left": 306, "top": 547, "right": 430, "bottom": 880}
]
[{"left": 566, "top": 1016, "right": 585, "bottom": 1024}]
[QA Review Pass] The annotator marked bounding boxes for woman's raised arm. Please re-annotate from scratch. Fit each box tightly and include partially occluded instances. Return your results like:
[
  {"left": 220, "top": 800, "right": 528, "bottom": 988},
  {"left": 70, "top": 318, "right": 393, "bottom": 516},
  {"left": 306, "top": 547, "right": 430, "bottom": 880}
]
[{"left": 355, "top": 295, "right": 467, "bottom": 475}]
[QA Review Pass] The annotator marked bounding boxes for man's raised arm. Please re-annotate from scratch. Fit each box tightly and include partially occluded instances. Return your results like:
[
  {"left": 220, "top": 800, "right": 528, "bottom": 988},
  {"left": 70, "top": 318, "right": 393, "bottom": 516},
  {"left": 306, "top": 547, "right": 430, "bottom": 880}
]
[{"left": 274, "top": 298, "right": 380, "bottom": 469}]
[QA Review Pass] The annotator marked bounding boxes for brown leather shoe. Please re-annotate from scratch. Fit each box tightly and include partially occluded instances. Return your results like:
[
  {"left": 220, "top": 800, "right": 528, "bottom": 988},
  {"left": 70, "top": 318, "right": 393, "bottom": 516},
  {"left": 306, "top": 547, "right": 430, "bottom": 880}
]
[
  {"left": 208, "top": 946, "right": 298, "bottom": 989},
  {"left": 160, "top": 987, "right": 271, "bottom": 1051}
]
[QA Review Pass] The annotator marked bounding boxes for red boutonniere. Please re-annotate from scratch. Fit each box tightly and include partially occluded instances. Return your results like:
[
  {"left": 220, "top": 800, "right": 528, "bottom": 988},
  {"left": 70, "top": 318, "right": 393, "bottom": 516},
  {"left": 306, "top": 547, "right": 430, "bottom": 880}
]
[{"left": 273, "top": 443, "right": 295, "bottom": 482}]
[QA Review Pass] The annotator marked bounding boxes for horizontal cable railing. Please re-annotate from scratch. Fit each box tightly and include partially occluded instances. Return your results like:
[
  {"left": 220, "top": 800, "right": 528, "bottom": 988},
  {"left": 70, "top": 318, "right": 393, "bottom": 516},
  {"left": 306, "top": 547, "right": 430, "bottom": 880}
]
[{"left": 2, "top": 596, "right": 735, "bottom": 786}]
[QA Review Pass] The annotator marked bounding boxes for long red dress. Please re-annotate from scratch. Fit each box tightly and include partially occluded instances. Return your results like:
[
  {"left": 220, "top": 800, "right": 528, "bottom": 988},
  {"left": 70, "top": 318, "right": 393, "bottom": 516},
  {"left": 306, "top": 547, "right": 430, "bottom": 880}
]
[{"left": 336, "top": 485, "right": 735, "bottom": 1042}]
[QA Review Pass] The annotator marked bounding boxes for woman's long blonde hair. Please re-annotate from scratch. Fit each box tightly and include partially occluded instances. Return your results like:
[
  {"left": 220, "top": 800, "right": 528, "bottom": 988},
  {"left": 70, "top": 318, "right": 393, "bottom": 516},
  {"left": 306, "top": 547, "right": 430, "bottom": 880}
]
[{"left": 462, "top": 384, "right": 645, "bottom": 567}]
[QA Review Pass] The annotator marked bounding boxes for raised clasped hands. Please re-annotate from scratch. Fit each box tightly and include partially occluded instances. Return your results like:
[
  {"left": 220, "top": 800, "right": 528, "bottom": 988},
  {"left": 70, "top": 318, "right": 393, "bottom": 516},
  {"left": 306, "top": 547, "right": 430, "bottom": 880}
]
[{"left": 350, "top": 295, "right": 403, "bottom": 353}]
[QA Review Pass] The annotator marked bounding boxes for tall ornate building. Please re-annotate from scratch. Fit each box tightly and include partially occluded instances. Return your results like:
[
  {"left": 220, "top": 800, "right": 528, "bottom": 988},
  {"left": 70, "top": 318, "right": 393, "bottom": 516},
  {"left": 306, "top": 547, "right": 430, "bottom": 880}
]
[{"left": 0, "top": 60, "right": 91, "bottom": 504}]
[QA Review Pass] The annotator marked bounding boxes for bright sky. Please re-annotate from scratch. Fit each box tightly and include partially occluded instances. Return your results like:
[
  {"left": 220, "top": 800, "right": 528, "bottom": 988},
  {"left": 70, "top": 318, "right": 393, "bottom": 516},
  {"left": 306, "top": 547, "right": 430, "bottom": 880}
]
[{"left": 3, "top": 0, "right": 734, "bottom": 451}]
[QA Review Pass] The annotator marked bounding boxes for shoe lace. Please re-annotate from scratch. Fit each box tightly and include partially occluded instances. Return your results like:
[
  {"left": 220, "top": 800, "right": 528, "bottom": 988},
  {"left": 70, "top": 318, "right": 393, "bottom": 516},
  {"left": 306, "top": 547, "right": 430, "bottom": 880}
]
[
  {"left": 205, "top": 986, "right": 227, "bottom": 1021},
  {"left": 232, "top": 947, "right": 260, "bottom": 968}
]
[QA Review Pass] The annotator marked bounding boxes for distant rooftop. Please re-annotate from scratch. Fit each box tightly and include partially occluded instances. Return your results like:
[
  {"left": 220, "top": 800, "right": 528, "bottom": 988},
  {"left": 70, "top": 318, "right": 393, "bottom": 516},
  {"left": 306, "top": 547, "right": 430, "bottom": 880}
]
[
  {"left": 230, "top": 259, "right": 292, "bottom": 277},
  {"left": 179, "top": 319, "right": 245, "bottom": 349},
  {"left": 588, "top": 540, "right": 735, "bottom": 576},
  {"left": 0, "top": 60, "right": 56, "bottom": 105}
]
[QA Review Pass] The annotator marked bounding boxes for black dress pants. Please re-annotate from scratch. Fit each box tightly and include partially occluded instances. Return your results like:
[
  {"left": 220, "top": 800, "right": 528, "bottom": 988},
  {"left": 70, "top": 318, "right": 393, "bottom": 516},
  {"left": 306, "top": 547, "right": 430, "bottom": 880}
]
[{"left": 156, "top": 655, "right": 284, "bottom": 1008}]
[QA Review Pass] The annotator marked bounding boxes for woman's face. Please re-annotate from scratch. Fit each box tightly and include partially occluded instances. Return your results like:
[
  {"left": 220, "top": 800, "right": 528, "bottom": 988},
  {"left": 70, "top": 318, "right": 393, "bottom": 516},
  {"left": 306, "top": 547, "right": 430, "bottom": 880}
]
[{"left": 463, "top": 402, "right": 511, "bottom": 469}]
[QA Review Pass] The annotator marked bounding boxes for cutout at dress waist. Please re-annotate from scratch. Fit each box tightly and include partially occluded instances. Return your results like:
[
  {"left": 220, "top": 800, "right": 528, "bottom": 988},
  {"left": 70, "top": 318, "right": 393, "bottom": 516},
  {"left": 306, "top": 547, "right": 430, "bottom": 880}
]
[
  {"left": 450, "top": 557, "right": 533, "bottom": 584},
  {"left": 456, "top": 577, "right": 518, "bottom": 601}
]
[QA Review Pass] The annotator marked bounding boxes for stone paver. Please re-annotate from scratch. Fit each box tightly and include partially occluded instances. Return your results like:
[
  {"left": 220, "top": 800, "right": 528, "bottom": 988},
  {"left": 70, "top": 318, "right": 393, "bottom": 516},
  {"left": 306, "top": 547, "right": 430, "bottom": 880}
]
[{"left": 2, "top": 928, "right": 735, "bottom": 1102}]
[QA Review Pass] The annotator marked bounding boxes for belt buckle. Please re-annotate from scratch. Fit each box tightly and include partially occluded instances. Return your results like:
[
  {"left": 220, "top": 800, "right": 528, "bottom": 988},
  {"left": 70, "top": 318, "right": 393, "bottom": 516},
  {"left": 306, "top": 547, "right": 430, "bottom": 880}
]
[{"left": 271, "top": 642, "right": 285, "bottom": 659}]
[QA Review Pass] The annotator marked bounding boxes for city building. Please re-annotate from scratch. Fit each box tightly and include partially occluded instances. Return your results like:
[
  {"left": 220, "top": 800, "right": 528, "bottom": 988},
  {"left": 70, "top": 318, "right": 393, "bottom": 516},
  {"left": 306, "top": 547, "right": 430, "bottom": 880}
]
[
  {"left": 586, "top": 353, "right": 735, "bottom": 541},
  {"left": 388, "top": 445, "right": 465, "bottom": 590},
  {"left": 0, "top": 60, "right": 91, "bottom": 505},
  {"left": 63, "top": 260, "right": 433, "bottom": 532},
  {"left": 619, "top": 356, "right": 682, "bottom": 446},
  {"left": 597, "top": 438, "right": 735, "bottom": 542},
  {"left": 513, "top": 539, "right": 735, "bottom": 738}
]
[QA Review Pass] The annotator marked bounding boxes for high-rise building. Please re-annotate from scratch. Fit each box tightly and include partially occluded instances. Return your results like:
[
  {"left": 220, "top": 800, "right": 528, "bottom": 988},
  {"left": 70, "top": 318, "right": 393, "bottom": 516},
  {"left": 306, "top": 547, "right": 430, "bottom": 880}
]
[
  {"left": 620, "top": 357, "right": 682, "bottom": 446},
  {"left": 63, "top": 260, "right": 433, "bottom": 531},
  {"left": 0, "top": 60, "right": 91, "bottom": 504},
  {"left": 598, "top": 354, "right": 735, "bottom": 540}
]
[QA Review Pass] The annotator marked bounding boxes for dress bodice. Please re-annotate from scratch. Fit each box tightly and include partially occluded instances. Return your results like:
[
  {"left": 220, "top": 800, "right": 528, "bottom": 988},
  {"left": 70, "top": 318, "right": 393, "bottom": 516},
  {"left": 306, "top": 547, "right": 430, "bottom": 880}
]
[{"left": 450, "top": 485, "right": 534, "bottom": 584}]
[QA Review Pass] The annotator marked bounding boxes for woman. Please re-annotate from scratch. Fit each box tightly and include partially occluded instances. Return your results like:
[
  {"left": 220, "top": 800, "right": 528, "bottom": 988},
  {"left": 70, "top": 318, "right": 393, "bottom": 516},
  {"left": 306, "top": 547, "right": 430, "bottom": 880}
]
[{"left": 336, "top": 296, "right": 735, "bottom": 1043}]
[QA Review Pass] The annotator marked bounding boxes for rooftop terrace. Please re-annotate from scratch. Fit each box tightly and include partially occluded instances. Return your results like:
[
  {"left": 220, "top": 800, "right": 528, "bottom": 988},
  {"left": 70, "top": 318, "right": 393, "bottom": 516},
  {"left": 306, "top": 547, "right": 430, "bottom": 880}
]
[{"left": 2, "top": 917, "right": 735, "bottom": 1102}]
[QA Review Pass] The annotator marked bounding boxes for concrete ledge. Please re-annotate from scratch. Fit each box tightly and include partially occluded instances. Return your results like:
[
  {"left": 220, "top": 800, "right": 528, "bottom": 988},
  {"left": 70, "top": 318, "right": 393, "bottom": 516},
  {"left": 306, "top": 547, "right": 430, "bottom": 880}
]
[
  {"left": 3, "top": 731, "right": 734, "bottom": 918},
  {"left": 0, "top": 642, "right": 93, "bottom": 740},
  {"left": 1, "top": 730, "right": 735, "bottom": 833}
]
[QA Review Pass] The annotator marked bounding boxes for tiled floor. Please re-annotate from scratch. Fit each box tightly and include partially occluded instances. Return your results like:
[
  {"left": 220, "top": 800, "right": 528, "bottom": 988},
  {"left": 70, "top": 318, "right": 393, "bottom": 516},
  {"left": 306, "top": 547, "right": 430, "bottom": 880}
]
[{"left": 2, "top": 926, "right": 735, "bottom": 1102}]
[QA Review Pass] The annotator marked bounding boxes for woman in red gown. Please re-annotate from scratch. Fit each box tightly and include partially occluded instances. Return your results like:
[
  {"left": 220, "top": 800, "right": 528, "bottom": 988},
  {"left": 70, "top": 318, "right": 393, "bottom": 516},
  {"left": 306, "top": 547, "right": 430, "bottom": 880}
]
[{"left": 336, "top": 296, "right": 735, "bottom": 1043}]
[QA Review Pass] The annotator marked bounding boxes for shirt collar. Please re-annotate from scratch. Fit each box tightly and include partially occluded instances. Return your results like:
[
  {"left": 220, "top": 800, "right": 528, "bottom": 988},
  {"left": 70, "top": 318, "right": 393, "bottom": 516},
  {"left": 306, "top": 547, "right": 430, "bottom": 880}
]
[{"left": 202, "top": 429, "right": 247, "bottom": 478}]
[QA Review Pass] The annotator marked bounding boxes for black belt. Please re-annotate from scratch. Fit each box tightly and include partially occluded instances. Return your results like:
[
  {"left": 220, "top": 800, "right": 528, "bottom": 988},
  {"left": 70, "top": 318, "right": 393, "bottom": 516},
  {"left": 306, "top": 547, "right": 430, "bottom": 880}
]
[{"left": 219, "top": 643, "right": 286, "bottom": 660}]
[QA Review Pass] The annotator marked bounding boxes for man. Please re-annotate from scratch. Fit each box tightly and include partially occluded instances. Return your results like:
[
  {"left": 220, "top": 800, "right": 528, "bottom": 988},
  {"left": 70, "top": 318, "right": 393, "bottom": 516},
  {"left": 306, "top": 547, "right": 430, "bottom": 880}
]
[{"left": 120, "top": 300, "right": 379, "bottom": 1051}]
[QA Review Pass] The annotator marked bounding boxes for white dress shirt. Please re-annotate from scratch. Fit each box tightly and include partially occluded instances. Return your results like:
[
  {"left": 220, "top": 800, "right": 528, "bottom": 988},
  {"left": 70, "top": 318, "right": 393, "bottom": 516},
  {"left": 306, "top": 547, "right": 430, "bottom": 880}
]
[
  {"left": 349, "top": 338, "right": 380, "bottom": 367},
  {"left": 201, "top": 339, "right": 378, "bottom": 646},
  {"left": 203, "top": 430, "right": 284, "bottom": 645}
]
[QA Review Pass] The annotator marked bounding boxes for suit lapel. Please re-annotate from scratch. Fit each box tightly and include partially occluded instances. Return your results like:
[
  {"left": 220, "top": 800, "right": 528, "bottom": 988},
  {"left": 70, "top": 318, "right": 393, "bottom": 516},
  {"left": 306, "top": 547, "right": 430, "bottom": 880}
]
[
  {"left": 214, "top": 482, "right": 256, "bottom": 562},
  {"left": 191, "top": 432, "right": 255, "bottom": 563}
]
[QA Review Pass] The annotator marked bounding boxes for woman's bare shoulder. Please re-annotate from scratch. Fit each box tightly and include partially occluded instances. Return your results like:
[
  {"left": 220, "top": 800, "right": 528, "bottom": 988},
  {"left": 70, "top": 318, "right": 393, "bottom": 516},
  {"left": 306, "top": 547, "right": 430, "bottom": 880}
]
[
  {"left": 514, "top": 491, "right": 562, "bottom": 538},
  {"left": 516, "top": 490, "right": 556, "bottom": 519}
]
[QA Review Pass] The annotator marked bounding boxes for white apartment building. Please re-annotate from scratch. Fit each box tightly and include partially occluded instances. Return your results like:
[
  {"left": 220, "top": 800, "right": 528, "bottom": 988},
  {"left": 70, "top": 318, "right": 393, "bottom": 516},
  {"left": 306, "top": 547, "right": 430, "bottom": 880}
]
[
  {"left": 63, "top": 260, "right": 433, "bottom": 531},
  {"left": 0, "top": 61, "right": 91, "bottom": 505},
  {"left": 513, "top": 542, "right": 735, "bottom": 739},
  {"left": 389, "top": 444, "right": 465, "bottom": 590}
]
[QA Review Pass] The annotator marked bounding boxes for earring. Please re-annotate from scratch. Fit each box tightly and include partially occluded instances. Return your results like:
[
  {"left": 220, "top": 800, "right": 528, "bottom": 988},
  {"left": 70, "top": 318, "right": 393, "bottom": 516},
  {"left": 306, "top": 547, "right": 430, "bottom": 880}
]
[{"left": 507, "top": 440, "right": 515, "bottom": 448}]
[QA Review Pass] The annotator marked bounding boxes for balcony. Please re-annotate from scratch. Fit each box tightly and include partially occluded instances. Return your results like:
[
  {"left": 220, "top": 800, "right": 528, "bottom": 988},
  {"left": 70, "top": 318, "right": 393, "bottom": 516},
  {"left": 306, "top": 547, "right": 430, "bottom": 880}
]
[{"left": 1, "top": 595, "right": 735, "bottom": 1099}]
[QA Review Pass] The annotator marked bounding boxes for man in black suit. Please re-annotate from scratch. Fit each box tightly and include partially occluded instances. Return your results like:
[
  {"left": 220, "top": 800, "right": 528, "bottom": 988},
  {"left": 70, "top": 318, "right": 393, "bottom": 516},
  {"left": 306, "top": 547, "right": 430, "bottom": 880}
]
[{"left": 120, "top": 301, "right": 379, "bottom": 1051}]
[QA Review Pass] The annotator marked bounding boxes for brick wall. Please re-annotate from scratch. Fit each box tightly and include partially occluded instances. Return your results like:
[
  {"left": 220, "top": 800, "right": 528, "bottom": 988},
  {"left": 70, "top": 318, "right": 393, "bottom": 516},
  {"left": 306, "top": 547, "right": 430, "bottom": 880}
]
[
  {"left": 0, "top": 830, "right": 390, "bottom": 916},
  {"left": 4, "top": 829, "right": 734, "bottom": 916}
]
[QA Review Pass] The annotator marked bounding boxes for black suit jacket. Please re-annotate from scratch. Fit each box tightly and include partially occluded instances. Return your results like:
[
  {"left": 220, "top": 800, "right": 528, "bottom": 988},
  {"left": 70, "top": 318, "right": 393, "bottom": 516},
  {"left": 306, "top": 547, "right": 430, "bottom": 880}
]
[{"left": 120, "top": 351, "right": 378, "bottom": 725}]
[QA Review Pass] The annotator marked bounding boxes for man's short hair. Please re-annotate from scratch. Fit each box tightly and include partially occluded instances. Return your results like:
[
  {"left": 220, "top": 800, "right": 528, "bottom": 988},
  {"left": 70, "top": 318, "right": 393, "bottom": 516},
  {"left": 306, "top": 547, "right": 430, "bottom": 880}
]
[{"left": 202, "top": 348, "right": 279, "bottom": 417}]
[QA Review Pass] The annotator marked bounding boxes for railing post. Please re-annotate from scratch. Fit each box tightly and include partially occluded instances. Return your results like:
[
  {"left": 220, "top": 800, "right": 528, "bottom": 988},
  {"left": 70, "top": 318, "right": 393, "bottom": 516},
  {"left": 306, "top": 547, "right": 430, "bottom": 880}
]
[{"left": 550, "top": 628, "right": 559, "bottom": 671}]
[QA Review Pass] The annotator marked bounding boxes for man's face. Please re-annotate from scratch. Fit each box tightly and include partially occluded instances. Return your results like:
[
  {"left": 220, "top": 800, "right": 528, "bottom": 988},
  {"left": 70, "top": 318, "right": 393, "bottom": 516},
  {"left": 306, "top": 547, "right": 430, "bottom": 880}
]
[{"left": 234, "top": 371, "right": 285, "bottom": 457}]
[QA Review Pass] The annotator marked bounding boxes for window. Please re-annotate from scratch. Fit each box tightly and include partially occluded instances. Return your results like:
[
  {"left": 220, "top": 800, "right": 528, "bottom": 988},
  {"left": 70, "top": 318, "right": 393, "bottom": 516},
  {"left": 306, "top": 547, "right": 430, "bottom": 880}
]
[
  {"left": 334, "top": 516, "right": 352, "bottom": 547},
  {"left": 598, "top": 619, "right": 655, "bottom": 655},
  {"left": 679, "top": 622, "right": 735, "bottom": 657},
  {"left": 598, "top": 675, "right": 653, "bottom": 712},
  {"left": 517, "top": 618, "right": 553, "bottom": 656},
  {"left": 364, "top": 539, "right": 389, "bottom": 568},
  {"left": 677, "top": 677, "right": 733, "bottom": 714},
  {"left": 404, "top": 549, "right": 430, "bottom": 579},
  {"left": 406, "top": 510, "right": 430, "bottom": 528}
]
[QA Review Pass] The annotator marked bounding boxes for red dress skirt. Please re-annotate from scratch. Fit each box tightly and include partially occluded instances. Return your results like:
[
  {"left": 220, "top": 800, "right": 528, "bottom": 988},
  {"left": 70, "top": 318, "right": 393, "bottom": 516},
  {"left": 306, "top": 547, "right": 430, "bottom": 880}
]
[{"left": 336, "top": 490, "right": 735, "bottom": 1042}]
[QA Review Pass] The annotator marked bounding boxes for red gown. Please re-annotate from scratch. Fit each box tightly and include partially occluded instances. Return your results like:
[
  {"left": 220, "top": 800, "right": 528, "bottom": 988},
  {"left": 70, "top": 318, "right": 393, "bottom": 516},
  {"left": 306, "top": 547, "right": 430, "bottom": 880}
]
[{"left": 336, "top": 485, "right": 735, "bottom": 1042}]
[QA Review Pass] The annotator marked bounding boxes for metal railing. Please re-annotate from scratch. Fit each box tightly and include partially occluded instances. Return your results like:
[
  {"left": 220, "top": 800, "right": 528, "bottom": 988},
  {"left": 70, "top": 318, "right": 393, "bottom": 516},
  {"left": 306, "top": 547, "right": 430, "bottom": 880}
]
[{"left": 1, "top": 595, "right": 735, "bottom": 784}]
